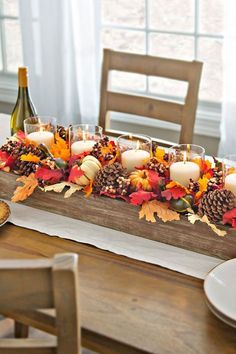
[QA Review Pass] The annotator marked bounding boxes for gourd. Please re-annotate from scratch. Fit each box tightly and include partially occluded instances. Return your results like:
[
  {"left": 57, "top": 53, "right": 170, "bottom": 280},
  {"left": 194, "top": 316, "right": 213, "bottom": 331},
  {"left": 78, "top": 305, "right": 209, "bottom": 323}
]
[
  {"left": 129, "top": 170, "right": 152, "bottom": 191},
  {"left": 73, "top": 155, "right": 101, "bottom": 186}
]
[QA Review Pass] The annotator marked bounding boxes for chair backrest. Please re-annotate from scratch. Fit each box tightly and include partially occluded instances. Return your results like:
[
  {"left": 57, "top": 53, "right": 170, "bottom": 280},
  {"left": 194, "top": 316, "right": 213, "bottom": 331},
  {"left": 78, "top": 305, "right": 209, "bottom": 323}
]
[
  {"left": 99, "top": 49, "right": 203, "bottom": 146},
  {"left": 0, "top": 253, "right": 81, "bottom": 354}
]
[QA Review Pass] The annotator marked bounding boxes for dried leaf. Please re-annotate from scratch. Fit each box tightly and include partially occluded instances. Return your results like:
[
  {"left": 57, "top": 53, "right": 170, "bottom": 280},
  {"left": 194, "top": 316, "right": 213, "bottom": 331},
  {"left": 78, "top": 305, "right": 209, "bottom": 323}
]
[
  {"left": 84, "top": 180, "right": 93, "bottom": 198},
  {"left": 139, "top": 200, "right": 180, "bottom": 223},
  {"left": 11, "top": 173, "right": 38, "bottom": 202},
  {"left": 43, "top": 182, "right": 82, "bottom": 198},
  {"left": 188, "top": 213, "right": 227, "bottom": 237},
  {"left": 154, "top": 147, "right": 166, "bottom": 163}
]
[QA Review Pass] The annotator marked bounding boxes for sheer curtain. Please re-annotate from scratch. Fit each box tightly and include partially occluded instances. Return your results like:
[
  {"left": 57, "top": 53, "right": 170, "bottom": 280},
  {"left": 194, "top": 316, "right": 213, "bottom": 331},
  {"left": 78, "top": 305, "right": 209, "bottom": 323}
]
[
  {"left": 19, "top": 0, "right": 100, "bottom": 126},
  {"left": 218, "top": 0, "right": 236, "bottom": 156}
]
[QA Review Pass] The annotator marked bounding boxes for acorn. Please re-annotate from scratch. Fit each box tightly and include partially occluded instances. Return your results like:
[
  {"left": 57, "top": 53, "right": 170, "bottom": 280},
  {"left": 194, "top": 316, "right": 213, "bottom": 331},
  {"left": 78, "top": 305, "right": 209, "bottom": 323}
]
[{"left": 170, "top": 194, "right": 194, "bottom": 213}]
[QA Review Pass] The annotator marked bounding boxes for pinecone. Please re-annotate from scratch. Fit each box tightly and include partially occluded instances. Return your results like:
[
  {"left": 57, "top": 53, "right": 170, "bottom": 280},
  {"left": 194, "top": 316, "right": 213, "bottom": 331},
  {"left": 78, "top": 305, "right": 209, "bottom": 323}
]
[
  {"left": 0, "top": 140, "right": 20, "bottom": 154},
  {"left": 12, "top": 143, "right": 46, "bottom": 176},
  {"left": 91, "top": 136, "right": 116, "bottom": 162},
  {"left": 94, "top": 162, "right": 130, "bottom": 195},
  {"left": 57, "top": 125, "right": 68, "bottom": 141},
  {"left": 146, "top": 157, "right": 168, "bottom": 176},
  {"left": 188, "top": 179, "right": 200, "bottom": 193},
  {"left": 198, "top": 189, "right": 235, "bottom": 223},
  {"left": 207, "top": 169, "right": 223, "bottom": 192}
]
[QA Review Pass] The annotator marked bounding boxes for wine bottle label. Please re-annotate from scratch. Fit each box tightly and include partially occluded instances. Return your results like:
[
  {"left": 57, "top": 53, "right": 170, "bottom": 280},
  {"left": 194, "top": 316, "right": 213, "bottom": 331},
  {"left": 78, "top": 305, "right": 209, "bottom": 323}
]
[{"left": 18, "top": 67, "right": 28, "bottom": 87}]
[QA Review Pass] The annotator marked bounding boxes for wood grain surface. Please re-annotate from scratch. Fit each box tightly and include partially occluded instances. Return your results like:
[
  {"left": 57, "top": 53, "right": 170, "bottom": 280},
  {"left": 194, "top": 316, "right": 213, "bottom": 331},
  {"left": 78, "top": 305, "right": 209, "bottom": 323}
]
[
  {"left": 0, "top": 224, "right": 236, "bottom": 354},
  {"left": 1, "top": 171, "right": 236, "bottom": 260}
]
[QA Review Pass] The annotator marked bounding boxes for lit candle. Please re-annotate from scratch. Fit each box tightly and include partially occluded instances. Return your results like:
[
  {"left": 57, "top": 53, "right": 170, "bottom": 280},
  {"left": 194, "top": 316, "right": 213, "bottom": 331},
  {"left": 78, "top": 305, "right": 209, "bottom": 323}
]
[
  {"left": 71, "top": 140, "right": 96, "bottom": 155},
  {"left": 225, "top": 173, "right": 236, "bottom": 197},
  {"left": 170, "top": 152, "right": 200, "bottom": 187},
  {"left": 27, "top": 131, "right": 54, "bottom": 148},
  {"left": 121, "top": 141, "right": 150, "bottom": 173}
]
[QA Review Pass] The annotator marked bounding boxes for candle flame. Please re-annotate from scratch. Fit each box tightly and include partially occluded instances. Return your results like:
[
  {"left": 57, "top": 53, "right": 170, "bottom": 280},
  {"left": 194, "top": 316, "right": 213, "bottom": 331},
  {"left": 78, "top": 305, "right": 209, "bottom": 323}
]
[
  {"left": 136, "top": 140, "right": 140, "bottom": 150},
  {"left": 187, "top": 144, "right": 190, "bottom": 153},
  {"left": 82, "top": 131, "right": 86, "bottom": 142}
]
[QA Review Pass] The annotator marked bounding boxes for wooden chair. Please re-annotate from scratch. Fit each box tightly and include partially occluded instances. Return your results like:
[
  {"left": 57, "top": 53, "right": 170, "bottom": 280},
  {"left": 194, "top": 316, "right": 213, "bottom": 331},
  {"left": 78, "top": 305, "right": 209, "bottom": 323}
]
[
  {"left": 99, "top": 49, "right": 203, "bottom": 146},
  {"left": 0, "top": 253, "right": 81, "bottom": 354}
]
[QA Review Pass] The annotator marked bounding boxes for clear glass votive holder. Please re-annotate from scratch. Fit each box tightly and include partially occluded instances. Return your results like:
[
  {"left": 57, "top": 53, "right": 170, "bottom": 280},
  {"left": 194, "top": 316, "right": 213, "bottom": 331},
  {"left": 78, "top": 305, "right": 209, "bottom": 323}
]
[
  {"left": 168, "top": 144, "right": 205, "bottom": 187},
  {"left": 24, "top": 116, "right": 57, "bottom": 148},
  {"left": 117, "top": 134, "right": 152, "bottom": 173},
  {"left": 69, "top": 124, "right": 103, "bottom": 155},
  {"left": 223, "top": 154, "right": 236, "bottom": 197}
]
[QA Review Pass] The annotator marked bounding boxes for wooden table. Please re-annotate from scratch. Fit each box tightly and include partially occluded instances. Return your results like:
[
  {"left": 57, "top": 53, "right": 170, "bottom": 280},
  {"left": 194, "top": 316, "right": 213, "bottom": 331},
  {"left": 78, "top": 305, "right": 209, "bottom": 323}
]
[{"left": 0, "top": 223, "right": 236, "bottom": 354}]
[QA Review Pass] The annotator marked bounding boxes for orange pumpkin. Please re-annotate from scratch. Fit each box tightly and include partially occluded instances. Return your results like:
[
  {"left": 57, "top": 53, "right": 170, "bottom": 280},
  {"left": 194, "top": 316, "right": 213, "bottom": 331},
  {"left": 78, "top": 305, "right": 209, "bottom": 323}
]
[{"left": 130, "top": 170, "right": 152, "bottom": 191}]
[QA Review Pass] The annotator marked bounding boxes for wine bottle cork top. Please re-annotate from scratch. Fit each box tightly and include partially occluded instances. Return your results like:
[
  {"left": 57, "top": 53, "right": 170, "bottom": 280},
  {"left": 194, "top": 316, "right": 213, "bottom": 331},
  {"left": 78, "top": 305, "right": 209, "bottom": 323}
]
[{"left": 18, "top": 67, "right": 28, "bottom": 87}]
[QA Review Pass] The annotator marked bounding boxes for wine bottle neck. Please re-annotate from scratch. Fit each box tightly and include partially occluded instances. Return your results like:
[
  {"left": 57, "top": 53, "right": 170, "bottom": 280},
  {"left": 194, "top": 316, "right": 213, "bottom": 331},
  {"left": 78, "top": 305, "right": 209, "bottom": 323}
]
[{"left": 17, "top": 86, "right": 31, "bottom": 99}]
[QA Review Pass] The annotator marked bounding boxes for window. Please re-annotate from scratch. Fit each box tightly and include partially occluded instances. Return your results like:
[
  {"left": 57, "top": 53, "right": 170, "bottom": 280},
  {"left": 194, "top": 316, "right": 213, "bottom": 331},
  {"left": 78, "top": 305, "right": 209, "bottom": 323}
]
[
  {"left": 0, "top": 0, "right": 23, "bottom": 103},
  {"left": 100, "top": 0, "right": 224, "bottom": 137}
]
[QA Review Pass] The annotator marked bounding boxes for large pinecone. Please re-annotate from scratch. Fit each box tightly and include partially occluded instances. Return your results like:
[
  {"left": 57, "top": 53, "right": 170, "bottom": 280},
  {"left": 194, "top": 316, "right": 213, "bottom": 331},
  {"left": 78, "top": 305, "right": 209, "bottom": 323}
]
[
  {"left": 207, "top": 169, "right": 223, "bottom": 192},
  {"left": 198, "top": 189, "right": 235, "bottom": 223},
  {"left": 11, "top": 143, "right": 46, "bottom": 176},
  {"left": 94, "top": 162, "right": 130, "bottom": 196},
  {"left": 146, "top": 157, "right": 168, "bottom": 176}
]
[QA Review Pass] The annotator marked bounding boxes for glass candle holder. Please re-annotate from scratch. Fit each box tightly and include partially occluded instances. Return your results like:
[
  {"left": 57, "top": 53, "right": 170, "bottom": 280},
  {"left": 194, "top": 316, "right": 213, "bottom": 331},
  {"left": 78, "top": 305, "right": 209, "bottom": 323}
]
[
  {"left": 69, "top": 124, "right": 103, "bottom": 155},
  {"left": 223, "top": 154, "right": 236, "bottom": 197},
  {"left": 24, "top": 116, "right": 57, "bottom": 148},
  {"left": 117, "top": 134, "right": 152, "bottom": 173},
  {"left": 169, "top": 144, "right": 205, "bottom": 187}
]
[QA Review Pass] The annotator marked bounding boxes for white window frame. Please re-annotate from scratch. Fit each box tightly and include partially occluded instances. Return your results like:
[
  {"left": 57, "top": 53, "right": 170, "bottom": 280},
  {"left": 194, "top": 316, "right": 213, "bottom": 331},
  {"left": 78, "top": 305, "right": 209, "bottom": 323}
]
[
  {"left": 0, "top": 0, "right": 19, "bottom": 104},
  {"left": 99, "top": 0, "right": 223, "bottom": 138}
]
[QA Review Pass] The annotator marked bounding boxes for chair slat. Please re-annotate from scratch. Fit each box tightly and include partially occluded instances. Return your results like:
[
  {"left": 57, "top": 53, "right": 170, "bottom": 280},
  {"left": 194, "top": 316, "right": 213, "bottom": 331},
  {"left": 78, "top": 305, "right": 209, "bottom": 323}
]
[
  {"left": 0, "top": 338, "right": 56, "bottom": 354},
  {"left": 107, "top": 92, "right": 183, "bottom": 124}
]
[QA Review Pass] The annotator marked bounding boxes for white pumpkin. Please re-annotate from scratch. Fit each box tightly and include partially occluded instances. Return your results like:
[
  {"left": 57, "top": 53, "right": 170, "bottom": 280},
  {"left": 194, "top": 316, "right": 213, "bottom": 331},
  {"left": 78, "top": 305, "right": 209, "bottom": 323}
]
[{"left": 74, "top": 155, "right": 101, "bottom": 186}]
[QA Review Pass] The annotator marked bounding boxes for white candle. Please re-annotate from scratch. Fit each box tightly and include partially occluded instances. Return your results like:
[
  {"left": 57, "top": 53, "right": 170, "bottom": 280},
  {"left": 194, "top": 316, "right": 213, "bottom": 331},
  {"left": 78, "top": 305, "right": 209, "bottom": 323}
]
[
  {"left": 71, "top": 140, "right": 96, "bottom": 155},
  {"left": 225, "top": 173, "right": 236, "bottom": 197},
  {"left": 121, "top": 149, "right": 150, "bottom": 173},
  {"left": 170, "top": 161, "right": 200, "bottom": 187},
  {"left": 27, "top": 131, "right": 54, "bottom": 148}
]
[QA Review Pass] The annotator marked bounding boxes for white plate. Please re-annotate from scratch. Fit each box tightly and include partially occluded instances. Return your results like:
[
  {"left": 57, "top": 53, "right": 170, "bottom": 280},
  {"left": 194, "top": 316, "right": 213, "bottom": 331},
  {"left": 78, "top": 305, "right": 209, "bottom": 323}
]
[{"left": 204, "top": 259, "right": 236, "bottom": 322}]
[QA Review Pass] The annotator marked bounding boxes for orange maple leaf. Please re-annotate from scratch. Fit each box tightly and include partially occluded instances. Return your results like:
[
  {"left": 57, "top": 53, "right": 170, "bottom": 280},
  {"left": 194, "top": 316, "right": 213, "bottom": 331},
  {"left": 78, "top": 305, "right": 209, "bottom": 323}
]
[
  {"left": 11, "top": 173, "right": 38, "bottom": 202},
  {"left": 50, "top": 133, "right": 70, "bottom": 161},
  {"left": 139, "top": 200, "right": 180, "bottom": 223}
]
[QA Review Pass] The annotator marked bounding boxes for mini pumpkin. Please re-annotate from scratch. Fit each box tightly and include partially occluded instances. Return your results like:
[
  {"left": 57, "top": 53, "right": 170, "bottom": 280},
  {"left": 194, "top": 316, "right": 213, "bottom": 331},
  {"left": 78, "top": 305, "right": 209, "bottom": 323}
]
[
  {"left": 130, "top": 169, "right": 152, "bottom": 191},
  {"left": 73, "top": 155, "right": 101, "bottom": 186}
]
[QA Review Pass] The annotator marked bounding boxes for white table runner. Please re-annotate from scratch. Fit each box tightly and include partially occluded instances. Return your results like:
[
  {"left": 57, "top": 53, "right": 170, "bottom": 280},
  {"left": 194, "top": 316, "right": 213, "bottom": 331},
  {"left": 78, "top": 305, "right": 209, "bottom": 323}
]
[{"left": 0, "top": 114, "right": 223, "bottom": 279}]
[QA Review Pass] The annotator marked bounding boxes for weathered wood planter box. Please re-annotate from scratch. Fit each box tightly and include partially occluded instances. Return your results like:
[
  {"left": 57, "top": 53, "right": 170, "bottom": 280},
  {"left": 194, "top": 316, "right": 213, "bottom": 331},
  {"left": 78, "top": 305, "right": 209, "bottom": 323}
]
[{"left": 0, "top": 171, "right": 236, "bottom": 260}]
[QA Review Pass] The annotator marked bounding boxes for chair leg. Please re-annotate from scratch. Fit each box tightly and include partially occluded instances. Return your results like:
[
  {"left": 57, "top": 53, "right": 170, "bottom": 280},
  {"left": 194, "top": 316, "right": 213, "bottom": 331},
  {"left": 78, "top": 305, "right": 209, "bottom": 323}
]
[{"left": 14, "top": 321, "right": 29, "bottom": 338}]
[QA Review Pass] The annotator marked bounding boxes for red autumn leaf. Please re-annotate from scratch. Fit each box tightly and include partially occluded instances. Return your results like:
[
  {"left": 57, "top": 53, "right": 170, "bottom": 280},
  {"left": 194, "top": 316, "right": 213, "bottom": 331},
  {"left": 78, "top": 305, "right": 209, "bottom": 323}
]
[
  {"left": 161, "top": 187, "right": 186, "bottom": 201},
  {"left": 15, "top": 130, "right": 26, "bottom": 141},
  {"left": 129, "top": 190, "right": 157, "bottom": 205},
  {"left": 68, "top": 165, "right": 84, "bottom": 183},
  {"left": 148, "top": 170, "right": 161, "bottom": 190},
  {"left": 68, "top": 152, "right": 89, "bottom": 168},
  {"left": 35, "top": 167, "right": 63, "bottom": 184},
  {"left": 223, "top": 208, "right": 236, "bottom": 229},
  {"left": 0, "top": 151, "right": 15, "bottom": 169}
]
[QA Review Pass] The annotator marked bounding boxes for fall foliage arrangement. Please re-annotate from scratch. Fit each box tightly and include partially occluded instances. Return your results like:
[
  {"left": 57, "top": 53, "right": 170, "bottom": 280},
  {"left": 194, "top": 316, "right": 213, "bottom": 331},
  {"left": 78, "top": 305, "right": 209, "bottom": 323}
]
[{"left": 0, "top": 127, "right": 236, "bottom": 236}]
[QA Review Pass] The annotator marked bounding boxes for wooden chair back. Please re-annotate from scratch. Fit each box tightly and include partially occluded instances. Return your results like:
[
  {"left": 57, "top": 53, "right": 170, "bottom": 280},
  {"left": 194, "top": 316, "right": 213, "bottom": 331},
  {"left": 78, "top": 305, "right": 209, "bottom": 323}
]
[
  {"left": 0, "top": 253, "right": 81, "bottom": 354},
  {"left": 99, "top": 49, "right": 203, "bottom": 146}
]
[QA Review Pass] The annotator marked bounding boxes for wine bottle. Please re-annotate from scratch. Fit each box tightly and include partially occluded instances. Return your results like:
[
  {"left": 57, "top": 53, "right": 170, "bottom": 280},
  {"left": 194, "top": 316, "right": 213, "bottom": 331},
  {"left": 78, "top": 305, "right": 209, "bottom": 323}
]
[{"left": 10, "top": 67, "right": 37, "bottom": 135}]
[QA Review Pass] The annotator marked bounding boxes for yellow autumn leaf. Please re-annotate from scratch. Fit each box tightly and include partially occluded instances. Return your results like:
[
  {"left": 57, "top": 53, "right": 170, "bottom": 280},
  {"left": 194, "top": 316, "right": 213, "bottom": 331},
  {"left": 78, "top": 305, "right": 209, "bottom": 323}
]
[
  {"left": 154, "top": 147, "right": 166, "bottom": 162},
  {"left": 20, "top": 153, "right": 40, "bottom": 163},
  {"left": 198, "top": 176, "right": 209, "bottom": 193},
  {"left": 139, "top": 200, "right": 180, "bottom": 223}
]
